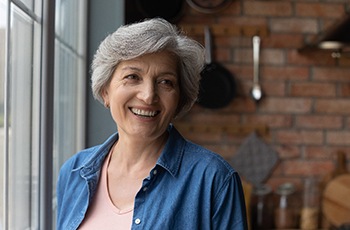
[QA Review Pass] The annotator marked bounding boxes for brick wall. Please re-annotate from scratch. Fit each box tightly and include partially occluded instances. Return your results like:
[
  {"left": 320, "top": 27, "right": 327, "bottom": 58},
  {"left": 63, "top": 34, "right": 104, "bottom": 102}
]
[{"left": 175, "top": 0, "right": 350, "bottom": 191}]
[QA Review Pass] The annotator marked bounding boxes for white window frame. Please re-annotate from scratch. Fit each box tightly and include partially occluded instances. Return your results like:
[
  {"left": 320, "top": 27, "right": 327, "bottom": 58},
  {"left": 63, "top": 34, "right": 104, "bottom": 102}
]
[{"left": 0, "top": 0, "right": 87, "bottom": 229}]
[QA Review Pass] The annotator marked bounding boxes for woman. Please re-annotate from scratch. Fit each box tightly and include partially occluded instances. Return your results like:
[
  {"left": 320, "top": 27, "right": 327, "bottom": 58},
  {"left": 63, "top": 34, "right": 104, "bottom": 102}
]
[{"left": 57, "top": 18, "right": 247, "bottom": 230}]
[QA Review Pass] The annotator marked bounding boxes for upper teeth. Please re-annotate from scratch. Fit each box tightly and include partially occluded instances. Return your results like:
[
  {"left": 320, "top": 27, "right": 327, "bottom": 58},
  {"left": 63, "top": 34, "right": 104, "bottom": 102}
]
[{"left": 131, "top": 108, "right": 157, "bottom": 117}]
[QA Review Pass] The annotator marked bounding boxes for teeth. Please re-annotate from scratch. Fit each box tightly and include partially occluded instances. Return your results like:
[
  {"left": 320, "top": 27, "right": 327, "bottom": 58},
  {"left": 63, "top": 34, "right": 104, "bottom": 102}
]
[{"left": 131, "top": 108, "right": 158, "bottom": 117}]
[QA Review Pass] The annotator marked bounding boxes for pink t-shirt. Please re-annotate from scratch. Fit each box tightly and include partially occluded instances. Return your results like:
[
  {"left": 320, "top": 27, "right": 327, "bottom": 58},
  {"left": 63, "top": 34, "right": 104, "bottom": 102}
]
[{"left": 78, "top": 149, "right": 133, "bottom": 229}]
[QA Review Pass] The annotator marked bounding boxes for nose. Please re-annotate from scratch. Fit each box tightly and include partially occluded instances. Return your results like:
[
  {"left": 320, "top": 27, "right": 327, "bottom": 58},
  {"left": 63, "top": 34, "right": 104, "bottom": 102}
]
[{"left": 137, "top": 80, "right": 159, "bottom": 104}]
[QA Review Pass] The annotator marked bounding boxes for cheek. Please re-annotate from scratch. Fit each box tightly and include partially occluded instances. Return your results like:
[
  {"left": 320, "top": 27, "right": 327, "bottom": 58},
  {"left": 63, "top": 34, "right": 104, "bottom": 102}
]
[{"left": 164, "top": 92, "right": 180, "bottom": 113}]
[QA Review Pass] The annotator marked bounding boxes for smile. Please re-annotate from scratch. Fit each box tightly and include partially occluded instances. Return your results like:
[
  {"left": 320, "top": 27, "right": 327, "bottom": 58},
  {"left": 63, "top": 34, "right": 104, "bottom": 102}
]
[{"left": 130, "top": 108, "right": 159, "bottom": 117}]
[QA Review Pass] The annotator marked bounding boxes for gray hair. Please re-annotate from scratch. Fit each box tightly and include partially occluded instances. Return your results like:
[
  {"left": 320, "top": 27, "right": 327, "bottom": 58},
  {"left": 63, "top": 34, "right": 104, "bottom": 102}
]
[{"left": 91, "top": 18, "right": 205, "bottom": 117}]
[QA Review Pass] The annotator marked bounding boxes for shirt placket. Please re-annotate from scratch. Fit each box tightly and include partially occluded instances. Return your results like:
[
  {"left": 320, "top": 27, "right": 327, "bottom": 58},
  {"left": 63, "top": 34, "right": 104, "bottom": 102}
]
[{"left": 131, "top": 168, "right": 159, "bottom": 229}]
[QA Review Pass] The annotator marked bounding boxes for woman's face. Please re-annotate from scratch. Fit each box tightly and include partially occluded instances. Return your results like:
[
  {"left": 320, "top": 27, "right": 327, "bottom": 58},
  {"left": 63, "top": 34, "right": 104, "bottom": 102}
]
[{"left": 102, "top": 51, "right": 180, "bottom": 140}]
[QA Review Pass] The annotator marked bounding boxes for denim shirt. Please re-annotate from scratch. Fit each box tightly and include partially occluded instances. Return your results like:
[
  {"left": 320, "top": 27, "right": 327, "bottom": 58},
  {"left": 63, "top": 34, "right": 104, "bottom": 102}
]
[{"left": 57, "top": 125, "right": 247, "bottom": 230}]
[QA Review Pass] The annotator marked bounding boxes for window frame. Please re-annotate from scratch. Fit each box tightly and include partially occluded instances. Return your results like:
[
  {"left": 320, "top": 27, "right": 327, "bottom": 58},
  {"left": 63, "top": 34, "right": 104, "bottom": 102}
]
[{"left": 1, "top": 0, "right": 87, "bottom": 229}]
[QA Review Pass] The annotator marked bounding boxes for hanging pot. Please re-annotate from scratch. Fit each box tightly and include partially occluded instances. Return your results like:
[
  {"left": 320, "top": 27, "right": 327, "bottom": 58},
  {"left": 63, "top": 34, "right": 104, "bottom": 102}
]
[{"left": 197, "top": 26, "right": 236, "bottom": 109}]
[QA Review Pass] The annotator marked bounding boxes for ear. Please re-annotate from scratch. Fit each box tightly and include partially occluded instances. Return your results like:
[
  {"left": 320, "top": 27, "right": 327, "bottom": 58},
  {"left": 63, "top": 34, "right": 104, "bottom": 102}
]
[{"left": 101, "top": 88, "right": 110, "bottom": 108}]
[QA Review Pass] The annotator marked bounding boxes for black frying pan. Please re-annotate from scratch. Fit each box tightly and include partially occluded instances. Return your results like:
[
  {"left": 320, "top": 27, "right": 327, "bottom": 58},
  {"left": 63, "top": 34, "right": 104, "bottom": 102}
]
[{"left": 197, "top": 26, "right": 236, "bottom": 109}]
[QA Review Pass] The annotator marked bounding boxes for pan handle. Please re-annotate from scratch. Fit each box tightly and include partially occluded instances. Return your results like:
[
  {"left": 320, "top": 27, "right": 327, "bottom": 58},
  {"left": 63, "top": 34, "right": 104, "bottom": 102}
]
[{"left": 204, "top": 26, "right": 212, "bottom": 64}]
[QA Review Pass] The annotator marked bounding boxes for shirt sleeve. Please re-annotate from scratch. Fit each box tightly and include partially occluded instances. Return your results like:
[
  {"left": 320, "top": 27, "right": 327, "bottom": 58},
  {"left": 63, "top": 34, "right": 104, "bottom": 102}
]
[{"left": 211, "top": 171, "right": 248, "bottom": 230}]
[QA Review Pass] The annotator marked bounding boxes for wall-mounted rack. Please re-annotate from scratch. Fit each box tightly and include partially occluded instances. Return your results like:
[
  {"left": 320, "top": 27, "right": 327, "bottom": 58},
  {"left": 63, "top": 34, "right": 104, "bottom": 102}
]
[{"left": 179, "top": 24, "right": 269, "bottom": 37}]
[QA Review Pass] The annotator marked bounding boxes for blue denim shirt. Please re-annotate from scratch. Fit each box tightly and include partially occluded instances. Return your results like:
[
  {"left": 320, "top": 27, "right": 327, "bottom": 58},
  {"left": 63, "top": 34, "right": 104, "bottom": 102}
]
[{"left": 57, "top": 125, "right": 247, "bottom": 230}]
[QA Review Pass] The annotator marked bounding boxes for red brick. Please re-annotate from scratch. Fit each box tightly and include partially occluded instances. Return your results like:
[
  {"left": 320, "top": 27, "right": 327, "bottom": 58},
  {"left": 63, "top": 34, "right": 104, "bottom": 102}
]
[
  {"left": 230, "top": 98, "right": 257, "bottom": 113},
  {"left": 295, "top": 3, "right": 345, "bottom": 18},
  {"left": 270, "top": 18, "right": 318, "bottom": 34},
  {"left": 180, "top": 112, "right": 240, "bottom": 124},
  {"left": 229, "top": 64, "right": 252, "bottom": 80},
  {"left": 233, "top": 48, "right": 285, "bottom": 65},
  {"left": 262, "top": 66, "right": 310, "bottom": 81},
  {"left": 340, "top": 83, "right": 350, "bottom": 97},
  {"left": 290, "top": 82, "right": 336, "bottom": 97},
  {"left": 276, "top": 130, "right": 323, "bottom": 145},
  {"left": 216, "top": 36, "right": 247, "bottom": 48},
  {"left": 288, "top": 50, "right": 337, "bottom": 66},
  {"left": 313, "top": 67, "right": 350, "bottom": 82},
  {"left": 295, "top": 115, "right": 343, "bottom": 129},
  {"left": 261, "top": 49, "right": 286, "bottom": 65},
  {"left": 275, "top": 145, "right": 301, "bottom": 159},
  {"left": 260, "top": 98, "right": 312, "bottom": 114},
  {"left": 244, "top": 114, "right": 293, "bottom": 128},
  {"left": 244, "top": 2, "right": 292, "bottom": 17},
  {"left": 304, "top": 146, "right": 350, "bottom": 160},
  {"left": 327, "top": 131, "right": 350, "bottom": 145},
  {"left": 283, "top": 160, "right": 334, "bottom": 176},
  {"left": 260, "top": 81, "right": 286, "bottom": 97},
  {"left": 339, "top": 56, "right": 350, "bottom": 67},
  {"left": 218, "top": 16, "right": 267, "bottom": 26},
  {"left": 315, "top": 99, "right": 350, "bottom": 114},
  {"left": 214, "top": 47, "right": 231, "bottom": 62},
  {"left": 304, "top": 146, "right": 333, "bottom": 160},
  {"left": 345, "top": 117, "right": 350, "bottom": 129},
  {"left": 263, "top": 34, "right": 304, "bottom": 49}
]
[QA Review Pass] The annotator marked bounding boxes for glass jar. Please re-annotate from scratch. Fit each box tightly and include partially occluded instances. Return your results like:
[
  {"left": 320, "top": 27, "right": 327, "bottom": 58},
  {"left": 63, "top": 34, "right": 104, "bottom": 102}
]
[
  {"left": 300, "top": 178, "right": 320, "bottom": 230},
  {"left": 274, "top": 183, "right": 298, "bottom": 229},
  {"left": 250, "top": 185, "right": 274, "bottom": 229}
]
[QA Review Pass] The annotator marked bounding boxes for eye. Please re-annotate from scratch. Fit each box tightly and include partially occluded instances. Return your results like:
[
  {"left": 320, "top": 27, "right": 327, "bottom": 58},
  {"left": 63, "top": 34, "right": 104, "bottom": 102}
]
[
  {"left": 159, "top": 79, "right": 174, "bottom": 86},
  {"left": 158, "top": 78, "right": 177, "bottom": 89},
  {"left": 125, "top": 74, "right": 139, "bottom": 80}
]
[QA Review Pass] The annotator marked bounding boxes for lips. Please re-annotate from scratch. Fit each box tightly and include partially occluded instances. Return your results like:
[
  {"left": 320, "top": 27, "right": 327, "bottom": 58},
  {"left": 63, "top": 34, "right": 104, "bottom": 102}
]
[{"left": 130, "top": 108, "right": 159, "bottom": 117}]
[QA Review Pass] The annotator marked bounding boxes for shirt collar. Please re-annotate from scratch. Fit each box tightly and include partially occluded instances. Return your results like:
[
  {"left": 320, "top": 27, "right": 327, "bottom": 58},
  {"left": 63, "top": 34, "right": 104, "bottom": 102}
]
[
  {"left": 156, "top": 124, "right": 186, "bottom": 178},
  {"left": 78, "top": 124, "right": 185, "bottom": 178}
]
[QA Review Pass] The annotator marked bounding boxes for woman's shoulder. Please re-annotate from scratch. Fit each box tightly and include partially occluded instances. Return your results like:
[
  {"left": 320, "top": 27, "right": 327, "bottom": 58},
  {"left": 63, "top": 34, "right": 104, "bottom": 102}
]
[
  {"left": 183, "top": 140, "right": 234, "bottom": 171},
  {"left": 59, "top": 145, "right": 102, "bottom": 173},
  {"left": 168, "top": 126, "right": 235, "bottom": 176},
  {"left": 60, "top": 132, "right": 119, "bottom": 174}
]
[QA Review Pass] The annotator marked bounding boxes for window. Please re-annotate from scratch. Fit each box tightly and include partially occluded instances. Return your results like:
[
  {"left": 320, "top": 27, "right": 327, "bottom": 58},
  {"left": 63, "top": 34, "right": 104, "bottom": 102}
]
[
  {"left": 53, "top": 0, "right": 87, "bottom": 225},
  {"left": 0, "top": 0, "right": 87, "bottom": 229}
]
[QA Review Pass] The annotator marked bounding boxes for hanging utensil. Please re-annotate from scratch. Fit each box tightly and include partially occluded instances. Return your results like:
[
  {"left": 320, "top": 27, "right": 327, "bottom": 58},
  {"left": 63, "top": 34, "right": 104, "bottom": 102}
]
[
  {"left": 250, "top": 35, "right": 263, "bottom": 102},
  {"left": 197, "top": 26, "right": 236, "bottom": 109}
]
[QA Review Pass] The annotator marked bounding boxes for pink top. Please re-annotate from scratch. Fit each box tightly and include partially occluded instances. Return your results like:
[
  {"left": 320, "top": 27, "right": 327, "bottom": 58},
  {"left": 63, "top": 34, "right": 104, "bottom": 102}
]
[{"left": 78, "top": 148, "right": 133, "bottom": 229}]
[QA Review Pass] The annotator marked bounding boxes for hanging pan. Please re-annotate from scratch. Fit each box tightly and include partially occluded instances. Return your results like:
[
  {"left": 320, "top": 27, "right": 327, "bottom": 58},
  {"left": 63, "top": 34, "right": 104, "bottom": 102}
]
[{"left": 197, "top": 26, "right": 236, "bottom": 109}]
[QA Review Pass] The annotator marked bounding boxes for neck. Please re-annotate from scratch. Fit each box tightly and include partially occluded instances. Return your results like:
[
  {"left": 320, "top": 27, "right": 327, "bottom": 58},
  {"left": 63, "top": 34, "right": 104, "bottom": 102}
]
[{"left": 109, "top": 132, "right": 168, "bottom": 176}]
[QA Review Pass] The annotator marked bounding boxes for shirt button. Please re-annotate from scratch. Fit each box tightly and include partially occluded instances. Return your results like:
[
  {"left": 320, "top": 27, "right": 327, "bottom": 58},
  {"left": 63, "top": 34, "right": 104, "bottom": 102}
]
[
  {"left": 153, "top": 169, "right": 157, "bottom": 175},
  {"left": 135, "top": 218, "right": 141, "bottom": 225},
  {"left": 143, "top": 186, "right": 148, "bottom": 192}
]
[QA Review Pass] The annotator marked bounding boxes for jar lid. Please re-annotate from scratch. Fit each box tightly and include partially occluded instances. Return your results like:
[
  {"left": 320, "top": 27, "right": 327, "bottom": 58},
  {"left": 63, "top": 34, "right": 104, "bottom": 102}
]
[
  {"left": 253, "top": 185, "right": 272, "bottom": 196},
  {"left": 276, "top": 183, "right": 296, "bottom": 195}
]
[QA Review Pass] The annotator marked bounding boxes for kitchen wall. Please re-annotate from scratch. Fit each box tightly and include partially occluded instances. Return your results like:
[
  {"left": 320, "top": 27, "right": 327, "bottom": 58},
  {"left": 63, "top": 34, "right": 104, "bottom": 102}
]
[{"left": 175, "top": 0, "right": 350, "bottom": 191}]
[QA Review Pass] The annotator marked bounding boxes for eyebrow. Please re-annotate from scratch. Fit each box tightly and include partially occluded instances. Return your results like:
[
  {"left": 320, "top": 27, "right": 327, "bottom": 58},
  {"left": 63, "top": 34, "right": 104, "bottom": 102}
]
[
  {"left": 120, "top": 66, "right": 142, "bottom": 72},
  {"left": 120, "top": 66, "right": 177, "bottom": 77}
]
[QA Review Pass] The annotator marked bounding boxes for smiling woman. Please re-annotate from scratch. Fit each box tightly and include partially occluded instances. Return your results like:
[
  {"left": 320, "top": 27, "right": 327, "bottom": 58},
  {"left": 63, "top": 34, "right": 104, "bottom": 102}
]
[{"left": 57, "top": 18, "right": 248, "bottom": 230}]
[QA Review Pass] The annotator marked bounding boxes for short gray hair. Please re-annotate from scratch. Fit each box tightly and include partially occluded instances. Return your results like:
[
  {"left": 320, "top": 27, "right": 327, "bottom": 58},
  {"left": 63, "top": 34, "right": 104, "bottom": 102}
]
[{"left": 91, "top": 18, "right": 205, "bottom": 117}]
